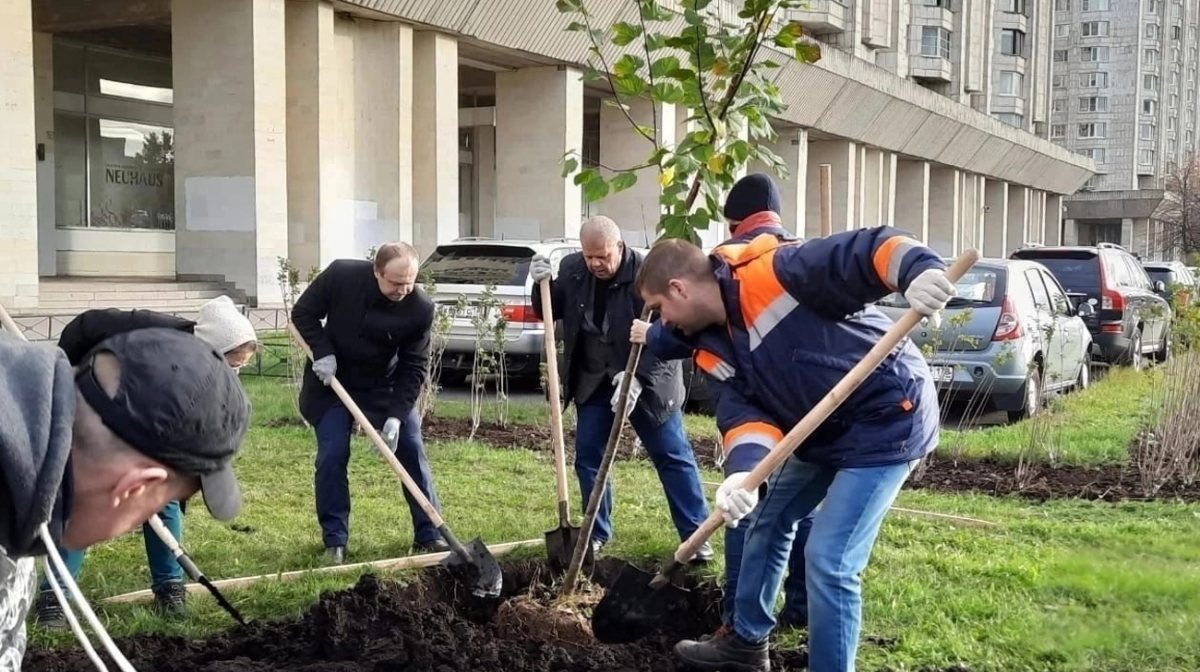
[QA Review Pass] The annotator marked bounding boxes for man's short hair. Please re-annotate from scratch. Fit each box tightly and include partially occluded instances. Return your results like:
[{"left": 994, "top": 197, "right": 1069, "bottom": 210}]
[
  {"left": 74, "top": 328, "right": 252, "bottom": 521},
  {"left": 580, "top": 216, "right": 622, "bottom": 245},
  {"left": 373, "top": 242, "right": 420, "bottom": 271},
  {"left": 635, "top": 238, "right": 715, "bottom": 295}
]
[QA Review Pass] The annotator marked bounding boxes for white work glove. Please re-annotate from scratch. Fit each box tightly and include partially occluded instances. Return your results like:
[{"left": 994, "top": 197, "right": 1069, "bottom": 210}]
[
  {"left": 716, "top": 472, "right": 758, "bottom": 529},
  {"left": 313, "top": 354, "right": 337, "bottom": 386},
  {"left": 905, "top": 269, "right": 956, "bottom": 327},
  {"left": 630, "top": 319, "right": 650, "bottom": 345},
  {"left": 530, "top": 254, "right": 553, "bottom": 283},
  {"left": 381, "top": 416, "right": 401, "bottom": 452},
  {"left": 610, "top": 371, "right": 643, "bottom": 417}
]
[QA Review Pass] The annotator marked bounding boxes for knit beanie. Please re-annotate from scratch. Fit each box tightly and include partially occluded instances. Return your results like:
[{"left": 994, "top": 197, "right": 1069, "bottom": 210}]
[
  {"left": 194, "top": 295, "right": 258, "bottom": 354},
  {"left": 723, "top": 173, "right": 782, "bottom": 221}
]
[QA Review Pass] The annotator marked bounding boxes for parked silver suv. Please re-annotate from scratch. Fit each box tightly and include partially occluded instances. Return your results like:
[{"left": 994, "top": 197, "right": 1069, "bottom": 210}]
[{"left": 419, "top": 237, "right": 582, "bottom": 385}]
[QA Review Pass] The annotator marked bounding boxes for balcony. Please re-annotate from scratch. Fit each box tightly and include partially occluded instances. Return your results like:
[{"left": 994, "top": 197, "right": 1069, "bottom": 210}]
[
  {"left": 786, "top": 1, "right": 847, "bottom": 36},
  {"left": 910, "top": 55, "right": 954, "bottom": 83}
]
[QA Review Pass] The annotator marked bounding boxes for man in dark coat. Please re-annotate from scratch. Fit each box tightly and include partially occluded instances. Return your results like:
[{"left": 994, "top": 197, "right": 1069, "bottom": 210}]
[
  {"left": 530, "top": 216, "right": 712, "bottom": 561},
  {"left": 292, "top": 241, "right": 446, "bottom": 564}
]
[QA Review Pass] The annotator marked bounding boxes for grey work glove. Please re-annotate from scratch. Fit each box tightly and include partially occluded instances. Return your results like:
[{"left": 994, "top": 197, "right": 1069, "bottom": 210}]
[
  {"left": 382, "top": 416, "right": 401, "bottom": 452},
  {"left": 313, "top": 354, "right": 337, "bottom": 386},
  {"left": 530, "top": 254, "right": 553, "bottom": 283}
]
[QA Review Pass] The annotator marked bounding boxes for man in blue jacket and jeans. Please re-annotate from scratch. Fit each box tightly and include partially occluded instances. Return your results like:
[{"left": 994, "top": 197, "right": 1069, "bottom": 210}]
[{"left": 634, "top": 220, "right": 955, "bottom": 672}]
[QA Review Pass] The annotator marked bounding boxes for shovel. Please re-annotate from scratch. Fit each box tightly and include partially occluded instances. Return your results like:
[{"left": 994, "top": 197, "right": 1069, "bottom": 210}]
[
  {"left": 537, "top": 278, "right": 593, "bottom": 573},
  {"left": 590, "top": 249, "right": 981, "bottom": 643},
  {"left": 287, "top": 323, "right": 503, "bottom": 598},
  {"left": 0, "top": 302, "right": 249, "bottom": 626}
]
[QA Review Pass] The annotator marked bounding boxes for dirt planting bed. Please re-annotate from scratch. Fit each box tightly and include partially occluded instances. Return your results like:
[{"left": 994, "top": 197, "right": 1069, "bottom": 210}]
[{"left": 26, "top": 558, "right": 813, "bottom": 672}]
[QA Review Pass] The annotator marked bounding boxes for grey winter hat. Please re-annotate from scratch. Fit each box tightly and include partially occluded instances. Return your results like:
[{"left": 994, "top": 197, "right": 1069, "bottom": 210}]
[{"left": 74, "top": 328, "right": 251, "bottom": 521}]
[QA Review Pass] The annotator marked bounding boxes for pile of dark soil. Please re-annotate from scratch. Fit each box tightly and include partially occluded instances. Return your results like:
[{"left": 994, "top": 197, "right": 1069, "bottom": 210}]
[{"left": 25, "top": 559, "right": 808, "bottom": 672}]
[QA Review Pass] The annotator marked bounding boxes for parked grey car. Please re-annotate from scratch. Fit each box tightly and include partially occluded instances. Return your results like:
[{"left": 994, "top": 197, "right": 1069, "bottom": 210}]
[{"left": 874, "top": 258, "right": 1098, "bottom": 422}]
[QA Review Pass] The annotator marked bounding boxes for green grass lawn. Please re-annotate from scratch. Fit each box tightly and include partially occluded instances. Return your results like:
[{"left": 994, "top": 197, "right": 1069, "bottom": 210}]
[{"left": 27, "top": 369, "right": 1200, "bottom": 672}]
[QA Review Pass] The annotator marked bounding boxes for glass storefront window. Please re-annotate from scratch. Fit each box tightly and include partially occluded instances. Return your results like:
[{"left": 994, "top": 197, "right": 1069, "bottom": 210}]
[
  {"left": 54, "top": 112, "right": 88, "bottom": 227},
  {"left": 87, "top": 118, "right": 175, "bottom": 229}
]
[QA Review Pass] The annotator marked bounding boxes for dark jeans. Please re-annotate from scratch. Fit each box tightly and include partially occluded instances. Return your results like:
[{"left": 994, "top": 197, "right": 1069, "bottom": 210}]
[
  {"left": 575, "top": 383, "right": 709, "bottom": 544},
  {"left": 723, "top": 506, "right": 813, "bottom": 626},
  {"left": 314, "top": 404, "right": 442, "bottom": 548},
  {"left": 39, "top": 500, "right": 184, "bottom": 599}
]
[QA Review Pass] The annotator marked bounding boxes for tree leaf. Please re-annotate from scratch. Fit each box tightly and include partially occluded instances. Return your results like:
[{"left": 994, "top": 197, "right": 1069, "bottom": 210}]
[
  {"left": 583, "top": 175, "right": 611, "bottom": 202},
  {"left": 561, "top": 156, "right": 579, "bottom": 178},
  {"left": 566, "top": 21, "right": 588, "bottom": 32},
  {"left": 555, "top": 0, "right": 582, "bottom": 13},
  {"left": 645, "top": 32, "right": 669, "bottom": 51},
  {"left": 659, "top": 166, "right": 678, "bottom": 188},
  {"left": 614, "top": 74, "right": 649, "bottom": 97},
  {"left": 612, "top": 21, "right": 643, "bottom": 46},
  {"left": 613, "top": 54, "right": 645, "bottom": 77},
  {"left": 652, "top": 81, "right": 686, "bottom": 104},
  {"left": 574, "top": 168, "right": 597, "bottom": 186},
  {"left": 582, "top": 65, "right": 607, "bottom": 82},
  {"left": 774, "top": 30, "right": 797, "bottom": 49},
  {"left": 612, "top": 172, "right": 639, "bottom": 193},
  {"left": 667, "top": 67, "right": 697, "bottom": 81},
  {"left": 641, "top": 1, "right": 674, "bottom": 21},
  {"left": 711, "top": 56, "right": 731, "bottom": 78},
  {"left": 651, "top": 55, "right": 682, "bottom": 78},
  {"left": 684, "top": 9, "right": 707, "bottom": 26},
  {"left": 794, "top": 41, "right": 822, "bottom": 63},
  {"left": 707, "top": 154, "right": 727, "bottom": 174}
]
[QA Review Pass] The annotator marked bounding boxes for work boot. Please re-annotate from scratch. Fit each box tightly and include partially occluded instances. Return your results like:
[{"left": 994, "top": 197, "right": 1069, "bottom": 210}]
[
  {"left": 675, "top": 626, "right": 770, "bottom": 672},
  {"left": 153, "top": 582, "right": 189, "bottom": 619},
  {"left": 412, "top": 538, "right": 450, "bottom": 554},
  {"left": 775, "top": 610, "right": 808, "bottom": 631},
  {"left": 34, "top": 592, "right": 67, "bottom": 630},
  {"left": 688, "top": 541, "right": 715, "bottom": 564},
  {"left": 325, "top": 545, "right": 346, "bottom": 565}
]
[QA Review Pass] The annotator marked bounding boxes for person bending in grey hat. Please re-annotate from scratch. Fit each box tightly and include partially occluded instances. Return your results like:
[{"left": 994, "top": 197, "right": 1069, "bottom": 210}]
[{"left": 0, "top": 327, "right": 252, "bottom": 672}]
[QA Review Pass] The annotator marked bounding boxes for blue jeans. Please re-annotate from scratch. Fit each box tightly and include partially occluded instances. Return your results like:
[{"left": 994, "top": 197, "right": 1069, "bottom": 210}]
[
  {"left": 39, "top": 500, "right": 184, "bottom": 599},
  {"left": 314, "top": 404, "right": 442, "bottom": 548},
  {"left": 723, "top": 504, "right": 813, "bottom": 627},
  {"left": 732, "top": 455, "right": 919, "bottom": 672},
  {"left": 575, "top": 384, "right": 709, "bottom": 543}
]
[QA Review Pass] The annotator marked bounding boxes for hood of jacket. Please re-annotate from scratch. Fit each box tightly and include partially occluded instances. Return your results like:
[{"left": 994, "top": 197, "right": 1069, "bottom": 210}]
[{"left": 0, "top": 331, "right": 76, "bottom": 558}]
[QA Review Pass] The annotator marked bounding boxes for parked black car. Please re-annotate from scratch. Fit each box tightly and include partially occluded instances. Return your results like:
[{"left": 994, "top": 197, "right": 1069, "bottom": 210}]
[{"left": 1009, "top": 243, "right": 1173, "bottom": 368}]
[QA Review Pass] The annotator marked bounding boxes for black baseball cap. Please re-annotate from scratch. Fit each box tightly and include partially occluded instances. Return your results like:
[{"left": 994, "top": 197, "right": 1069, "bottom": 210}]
[{"left": 73, "top": 328, "right": 252, "bottom": 521}]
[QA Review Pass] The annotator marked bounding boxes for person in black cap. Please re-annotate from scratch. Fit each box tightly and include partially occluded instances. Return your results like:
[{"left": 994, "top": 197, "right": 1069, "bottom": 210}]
[
  {"left": 722, "top": 171, "right": 785, "bottom": 239},
  {"left": 0, "top": 327, "right": 251, "bottom": 670}
]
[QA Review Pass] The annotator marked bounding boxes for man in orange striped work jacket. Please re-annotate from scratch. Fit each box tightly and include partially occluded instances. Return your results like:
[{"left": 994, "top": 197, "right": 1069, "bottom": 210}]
[{"left": 633, "top": 193, "right": 956, "bottom": 672}]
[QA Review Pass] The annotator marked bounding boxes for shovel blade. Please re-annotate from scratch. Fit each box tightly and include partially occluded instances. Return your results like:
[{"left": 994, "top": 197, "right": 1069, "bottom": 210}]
[
  {"left": 591, "top": 563, "right": 692, "bottom": 644},
  {"left": 440, "top": 536, "right": 504, "bottom": 598},
  {"left": 544, "top": 524, "right": 593, "bottom": 575}
]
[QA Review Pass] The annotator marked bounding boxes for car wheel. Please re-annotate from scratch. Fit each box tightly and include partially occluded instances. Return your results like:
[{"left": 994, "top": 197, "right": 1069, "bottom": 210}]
[
  {"left": 1127, "top": 329, "right": 1144, "bottom": 370},
  {"left": 1153, "top": 328, "right": 1171, "bottom": 363},
  {"left": 1075, "top": 358, "right": 1090, "bottom": 391},
  {"left": 1007, "top": 367, "right": 1042, "bottom": 423}
]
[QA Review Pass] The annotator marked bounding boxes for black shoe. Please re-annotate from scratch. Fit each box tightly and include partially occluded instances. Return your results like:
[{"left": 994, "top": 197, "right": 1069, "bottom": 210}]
[
  {"left": 325, "top": 545, "right": 346, "bottom": 564},
  {"left": 412, "top": 538, "right": 450, "bottom": 554},
  {"left": 153, "top": 582, "right": 189, "bottom": 618},
  {"left": 776, "top": 611, "right": 808, "bottom": 631},
  {"left": 34, "top": 592, "right": 67, "bottom": 630},
  {"left": 675, "top": 626, "right": 770, "bottom": 672},
  {"left": 689, "top": 541, "right": 715, "bottom": 564}
]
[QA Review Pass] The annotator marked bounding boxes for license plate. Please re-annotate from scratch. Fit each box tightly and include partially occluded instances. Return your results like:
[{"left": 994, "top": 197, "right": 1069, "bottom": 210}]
[
  {"left": 930, "top": 365, "right": 955, "bottom": 383},
  {"left": 453, "top": 304, "right": 485, "bottom": 320}
]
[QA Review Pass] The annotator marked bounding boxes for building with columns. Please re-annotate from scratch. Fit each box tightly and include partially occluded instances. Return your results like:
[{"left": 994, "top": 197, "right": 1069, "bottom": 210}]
[
  {"left": 1051, "top": 0, "right": 1200, "bottom": 259},
  {"left": 0, "top": 0, "right": 1094, "bottom": 313}
]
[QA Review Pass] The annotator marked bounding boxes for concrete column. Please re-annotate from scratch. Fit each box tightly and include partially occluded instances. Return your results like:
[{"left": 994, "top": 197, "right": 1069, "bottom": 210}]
[
  {"left": 495, "top": 66, "right": 584, "bottom": 240},
  {"left": 1034, "top": 191, "right": 1048, "bottom": 243},
  {"left": 806, "top": 140, "right": 858, "bottom": 234},
  {"left": 1007, "top": 186, "right": 1030, "bottom": 250},
  {"left": 1121, "top": 218, "right": 1135, "bottom": 248},
  {"left": 285, "top": 0, "right": 335, "bottom": 272},
  {"left": 894, "top": 160, "right": 929, "bottom": 243},
  {"left": 928, "top": 167, "right": 960, "bottom": 256},
  {"left": 957, "top": 173, "right": 979, "bottom": 253},
  {"left": 984, "top": 180, "right": 1008, "bottom": 257},
  {"left": 1063, "top": 218, "right": 1078, "bottom": 245},
  {"left": 748, "top": 127, "right": 808, "bottom": 237},
  {"left": 1044, "top": 193, "right": 1063, "bottom": 245},
  {"left": 0, "top": 0, "right": 38, "bottom": 309},
  {"left": 475, "top": 124, "right": 496, "bottom": 238},
  {"left": 861, "top": 147, "right": 884, "bottom": 227},
  {"left": 412, "top": 31, "right": 458, "bottom": 255},
  {"left": 881, "top": 151, "right": 897, "bottom": 227},
  {"left": 173, "top": 0, "right": 289, "bottom": 306},
  {"left": 599, "top": 98, "right": 675, "bottom": 246}
]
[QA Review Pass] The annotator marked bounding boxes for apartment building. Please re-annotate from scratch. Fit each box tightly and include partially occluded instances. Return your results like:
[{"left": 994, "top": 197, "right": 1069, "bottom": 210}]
[
  {"left": 1050, "top": 0, "right": 1200, "bottom": 258},
  {"left": 0, "top": 0, "right": 1093, "bottom": 313}
]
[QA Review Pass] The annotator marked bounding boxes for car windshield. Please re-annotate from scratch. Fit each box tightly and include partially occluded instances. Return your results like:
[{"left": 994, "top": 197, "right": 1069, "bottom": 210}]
[
  {"left": 421, "top": 245, "right": 534, "bottom": 286},
  {"left": 875, "top": 268, "right": 1002, "bottom": 308},
  {"left": 1145, "top": 268, "right": 1179, "bottom": 286},
  {"left": 1011, "top": 251, "right": 1100, "bottom": 293}
]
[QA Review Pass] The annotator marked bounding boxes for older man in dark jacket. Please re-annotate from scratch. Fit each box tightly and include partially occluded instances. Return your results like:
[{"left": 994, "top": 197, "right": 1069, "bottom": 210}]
[
  {"left": 531, "top": 216, "right": 712, "bottom": 561},
  {"left": 292, "top": 241, "right": 446, "bottom": 565}
]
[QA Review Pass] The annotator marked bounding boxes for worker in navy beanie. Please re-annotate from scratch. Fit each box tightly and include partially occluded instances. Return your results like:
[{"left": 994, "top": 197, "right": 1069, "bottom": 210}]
[{"left": 723, "top": 173, "right": 785, "bottom": 239}]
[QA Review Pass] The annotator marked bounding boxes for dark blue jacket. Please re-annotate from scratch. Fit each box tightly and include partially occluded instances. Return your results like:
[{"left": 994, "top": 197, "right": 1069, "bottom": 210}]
[{"left": 648, "top": 224, "right": 944, "bottom": 474}]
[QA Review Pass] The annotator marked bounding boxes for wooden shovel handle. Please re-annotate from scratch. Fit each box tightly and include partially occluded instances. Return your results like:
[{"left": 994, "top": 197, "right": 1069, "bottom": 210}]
[
  {"left": 539, "top": 278, "right": 572, "bottom": 522},
  {"left": 287, "top": 323, "right": 446, "bottom": 528},
  {"left": 670, "top": 249, "right": 981, "bottom": 564}
]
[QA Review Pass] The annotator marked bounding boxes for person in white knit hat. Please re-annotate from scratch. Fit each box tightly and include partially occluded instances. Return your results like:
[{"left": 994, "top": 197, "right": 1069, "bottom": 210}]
[{"left": 33, "top": 295, "right": 258, "bottom": 627}]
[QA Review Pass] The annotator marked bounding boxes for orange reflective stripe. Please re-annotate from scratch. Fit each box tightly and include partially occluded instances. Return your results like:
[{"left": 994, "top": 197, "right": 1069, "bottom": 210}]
[
  {"left": 723, "top": 421, "right": 785, "bottom": 455},
  {"left": 871, "top": 235, "right": 923, "bottom": 291},
  {"left": 694, "top": 349, "right": 736, "bottom": 381},
  {"left": 734, "top": 249, "right": 787, "bottom": 326}
]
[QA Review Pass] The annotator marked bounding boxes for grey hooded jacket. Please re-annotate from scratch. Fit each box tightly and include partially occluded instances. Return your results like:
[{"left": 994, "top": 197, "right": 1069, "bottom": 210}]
[{"left": 0, "top": 331, "right": 77, "bottom": 671}]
